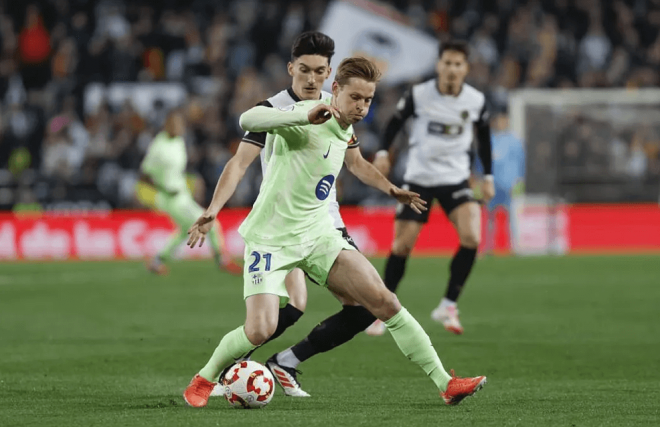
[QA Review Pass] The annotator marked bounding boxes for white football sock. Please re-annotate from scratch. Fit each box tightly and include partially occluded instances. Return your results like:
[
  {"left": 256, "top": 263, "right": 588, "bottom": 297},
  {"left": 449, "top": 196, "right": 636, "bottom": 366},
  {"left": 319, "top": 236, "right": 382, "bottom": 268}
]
[{"left": 277, "top": 348, "right": 301, "bottom": 369}]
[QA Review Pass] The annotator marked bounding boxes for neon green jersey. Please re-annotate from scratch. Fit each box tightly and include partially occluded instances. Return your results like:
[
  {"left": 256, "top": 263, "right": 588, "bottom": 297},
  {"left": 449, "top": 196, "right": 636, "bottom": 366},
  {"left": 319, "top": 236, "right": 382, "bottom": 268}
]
[
  {"left": 140, "top": 131, "right": 188, "bottom": 194},
  {"left": 238, "top": 99, "right": 356, "bottom": 245}
]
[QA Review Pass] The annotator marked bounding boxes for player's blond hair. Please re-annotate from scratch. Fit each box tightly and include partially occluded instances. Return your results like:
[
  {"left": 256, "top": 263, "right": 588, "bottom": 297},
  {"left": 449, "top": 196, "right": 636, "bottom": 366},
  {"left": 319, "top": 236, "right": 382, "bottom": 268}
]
[{"left": 334, "top": 57, "right": 382, "bottom": 86}]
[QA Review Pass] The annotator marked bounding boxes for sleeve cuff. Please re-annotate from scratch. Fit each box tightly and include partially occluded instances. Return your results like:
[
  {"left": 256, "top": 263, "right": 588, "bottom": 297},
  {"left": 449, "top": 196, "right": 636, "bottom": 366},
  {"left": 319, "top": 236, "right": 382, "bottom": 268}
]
[{"left": 241, "top": 138, "right": 265, "bottom": 148}]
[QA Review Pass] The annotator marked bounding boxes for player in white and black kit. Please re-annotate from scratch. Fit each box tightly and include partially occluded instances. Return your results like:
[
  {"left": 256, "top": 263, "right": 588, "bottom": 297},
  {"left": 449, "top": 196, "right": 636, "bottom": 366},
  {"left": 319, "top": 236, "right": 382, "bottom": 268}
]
[
  {"left": 367, "top": 40, "right": 494, "bottom": 336},
  {"left": 207, "top": 32, "right": 381, "bottom": 398}
]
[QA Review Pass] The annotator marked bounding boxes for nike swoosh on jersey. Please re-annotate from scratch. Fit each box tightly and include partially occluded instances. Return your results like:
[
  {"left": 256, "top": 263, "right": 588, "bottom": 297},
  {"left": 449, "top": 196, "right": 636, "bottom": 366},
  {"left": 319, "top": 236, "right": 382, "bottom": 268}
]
[{"left": 323, "top": 145, "right": 331, "bottom": 158}]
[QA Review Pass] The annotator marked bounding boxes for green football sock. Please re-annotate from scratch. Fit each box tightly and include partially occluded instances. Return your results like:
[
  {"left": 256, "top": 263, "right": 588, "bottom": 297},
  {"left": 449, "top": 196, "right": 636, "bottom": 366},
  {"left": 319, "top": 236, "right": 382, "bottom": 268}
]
[
  {"left": 158, "top": 229, "right": 187, "bottom": 261},
  {"left": 198, "top": 326, "right": 256, "bottom": 382},
  {"left": 385, "top": 307, "right": 452, "bottom": 391},
  {"left": 207, "top": 225, "right": 222, "bottom": 263}
]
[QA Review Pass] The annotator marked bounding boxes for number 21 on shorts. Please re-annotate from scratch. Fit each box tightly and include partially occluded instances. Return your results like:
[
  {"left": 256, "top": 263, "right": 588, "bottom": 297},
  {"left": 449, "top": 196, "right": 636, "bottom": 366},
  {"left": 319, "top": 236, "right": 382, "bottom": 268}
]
[{"left": 248, "top": 252, "right": 272, "bottom": 273}]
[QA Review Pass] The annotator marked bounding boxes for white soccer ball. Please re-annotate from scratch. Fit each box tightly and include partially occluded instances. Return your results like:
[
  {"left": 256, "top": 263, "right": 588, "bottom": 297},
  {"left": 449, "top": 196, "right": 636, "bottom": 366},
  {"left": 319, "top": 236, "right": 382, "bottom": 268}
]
[{"left": 221, "top": 361, "right": 275, "bottom": 409}]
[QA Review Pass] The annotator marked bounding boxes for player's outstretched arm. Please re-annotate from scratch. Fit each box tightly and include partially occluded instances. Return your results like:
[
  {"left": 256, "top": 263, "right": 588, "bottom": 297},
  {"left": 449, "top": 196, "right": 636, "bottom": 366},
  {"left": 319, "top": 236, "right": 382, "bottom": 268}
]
[
  {"left": 307, "top": 104, "right": 340, "bottom": 124},
  {"left": 344, "top": 147, "right": 394, "bottom": 194},
  {"left": 372, "top": 150, "right": 391, "bottom": 177},
  {"left": 375, "top": 89, "right": 414, "bottom": 176},
  {"left": 475, "top": 105, "right": 495, "bottom": 202},
  {"left": 187, "top": 143, "right": 261, "bottom": 248},
  {"left": 240, "top": 105, "right": 307, "bottom": 133},
  {"left": 240, "top": 103, "right": 338, "bottom": 133},
  {"left": 344, "top": 147, "right": 427, "bottom": 214}
]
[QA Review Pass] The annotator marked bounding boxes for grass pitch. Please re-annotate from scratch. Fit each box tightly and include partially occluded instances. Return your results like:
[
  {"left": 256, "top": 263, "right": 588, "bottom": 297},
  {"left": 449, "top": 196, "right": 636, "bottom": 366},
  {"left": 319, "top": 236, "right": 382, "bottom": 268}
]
[{"left": 1, "top": 255, "right": 659, "bottom": 426}]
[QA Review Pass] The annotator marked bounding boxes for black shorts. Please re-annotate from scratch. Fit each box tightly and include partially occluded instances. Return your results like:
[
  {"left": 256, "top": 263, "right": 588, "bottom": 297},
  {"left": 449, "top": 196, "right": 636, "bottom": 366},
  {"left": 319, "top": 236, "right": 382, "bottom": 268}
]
[
  {"left": 337, "top": 227, "right": 359, "bottom": 251},
  {"left": 395, "top": 180, "right": 474, "bottom": 224}
]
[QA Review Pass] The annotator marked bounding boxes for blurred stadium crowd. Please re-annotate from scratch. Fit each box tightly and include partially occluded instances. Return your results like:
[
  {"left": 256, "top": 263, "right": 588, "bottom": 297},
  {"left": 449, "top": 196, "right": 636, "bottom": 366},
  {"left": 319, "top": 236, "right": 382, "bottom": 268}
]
[{"left": 0, "top": 0, "right": 659, "bottom": 211}]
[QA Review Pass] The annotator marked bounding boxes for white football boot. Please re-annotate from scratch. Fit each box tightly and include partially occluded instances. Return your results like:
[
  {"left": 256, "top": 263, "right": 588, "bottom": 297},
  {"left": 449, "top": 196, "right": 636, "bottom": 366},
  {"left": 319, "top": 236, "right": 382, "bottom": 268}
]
[
  {"left": 266, "top": 356, "right": 310, "bottom": 397},
  {"left": 431, "top": 304, "right": 464, "bottom": 335}
]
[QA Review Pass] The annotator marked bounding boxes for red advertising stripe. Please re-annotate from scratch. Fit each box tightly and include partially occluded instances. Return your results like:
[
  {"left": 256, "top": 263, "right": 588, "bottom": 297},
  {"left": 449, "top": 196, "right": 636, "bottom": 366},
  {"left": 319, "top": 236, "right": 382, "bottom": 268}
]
[
  {"left": 568, "top": 204, "right": 660, "bottom": 253},
  {"left": 0, "top": 204, "right": 658, "bottom": 261},
  {"left": 339, "top": 206, "right": 461, "bottom": 255}
]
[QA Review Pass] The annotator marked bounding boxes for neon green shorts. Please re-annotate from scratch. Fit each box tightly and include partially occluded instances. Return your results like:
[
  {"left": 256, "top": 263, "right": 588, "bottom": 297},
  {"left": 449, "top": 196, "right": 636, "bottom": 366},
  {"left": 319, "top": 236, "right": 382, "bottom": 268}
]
[{"left": 242, "top": 230, "right": 356, "bottom": 304}]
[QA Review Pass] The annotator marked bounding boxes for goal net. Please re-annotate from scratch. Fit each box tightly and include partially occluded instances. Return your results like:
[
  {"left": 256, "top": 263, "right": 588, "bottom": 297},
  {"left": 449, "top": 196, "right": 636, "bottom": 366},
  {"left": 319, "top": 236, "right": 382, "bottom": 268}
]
[{"left": 508, "top": 88, "right": 660, "bottom": 255}]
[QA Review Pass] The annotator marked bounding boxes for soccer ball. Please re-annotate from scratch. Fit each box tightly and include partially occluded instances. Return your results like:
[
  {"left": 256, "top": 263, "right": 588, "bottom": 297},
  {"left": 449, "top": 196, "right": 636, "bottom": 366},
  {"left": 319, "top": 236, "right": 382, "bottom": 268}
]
[{"left": 221, "top": 361, "right": 275, "bottom": 409}]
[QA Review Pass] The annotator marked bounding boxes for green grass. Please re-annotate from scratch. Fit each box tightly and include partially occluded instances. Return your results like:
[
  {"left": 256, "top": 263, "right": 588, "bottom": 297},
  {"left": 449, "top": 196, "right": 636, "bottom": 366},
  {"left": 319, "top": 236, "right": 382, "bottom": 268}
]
[{"left": 1, "top": 256, "right": 659, "bottom": 427}]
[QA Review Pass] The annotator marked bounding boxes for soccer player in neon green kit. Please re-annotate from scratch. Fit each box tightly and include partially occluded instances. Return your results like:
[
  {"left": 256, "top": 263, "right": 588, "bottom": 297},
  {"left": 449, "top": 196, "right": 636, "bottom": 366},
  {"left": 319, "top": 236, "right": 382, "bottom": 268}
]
[
  {"left": 140, "top": 110, "right": 240, "bottom": 275},
  {"left": 183, "top": 57, "right": 487, "bottom": 407}
]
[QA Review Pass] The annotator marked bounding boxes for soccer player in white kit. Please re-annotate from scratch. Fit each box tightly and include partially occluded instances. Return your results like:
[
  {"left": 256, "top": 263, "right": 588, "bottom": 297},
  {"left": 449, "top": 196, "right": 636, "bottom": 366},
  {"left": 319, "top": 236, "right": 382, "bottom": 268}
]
[{"left": 368, "top": 40, "right": 495, "bottom": 336}]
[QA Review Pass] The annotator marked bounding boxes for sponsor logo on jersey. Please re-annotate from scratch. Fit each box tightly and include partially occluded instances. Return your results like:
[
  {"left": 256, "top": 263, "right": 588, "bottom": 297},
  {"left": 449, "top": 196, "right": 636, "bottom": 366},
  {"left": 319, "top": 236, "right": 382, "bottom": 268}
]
[
  {"left": 315, "top": 175, "right": 335, "bottom": 200},
  {"left": 323, "top": 144, "right": 331, "bottom": 158},
  {"left": 428, "top": 121, "right": 464, "bottom": 136}
]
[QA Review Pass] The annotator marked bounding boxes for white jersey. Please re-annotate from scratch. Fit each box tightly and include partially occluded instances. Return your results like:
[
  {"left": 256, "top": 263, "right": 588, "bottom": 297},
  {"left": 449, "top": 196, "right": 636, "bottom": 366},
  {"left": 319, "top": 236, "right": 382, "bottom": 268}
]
[
  {"left": 397, "top": 80, "right": 488, "bottom": 186},
  {"left": 241, "top": 87, "right": 348, "bottom": 229}
]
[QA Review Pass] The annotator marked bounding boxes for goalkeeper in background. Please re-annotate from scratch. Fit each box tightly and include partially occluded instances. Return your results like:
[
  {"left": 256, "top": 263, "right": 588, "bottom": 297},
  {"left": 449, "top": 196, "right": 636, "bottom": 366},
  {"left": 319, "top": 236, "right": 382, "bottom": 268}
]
[
  {"left": 138, "top": 110, "right": 241, "bottom": 275},
  {"left": 474, "top": 109, "right": 525, "bottom": 254}
]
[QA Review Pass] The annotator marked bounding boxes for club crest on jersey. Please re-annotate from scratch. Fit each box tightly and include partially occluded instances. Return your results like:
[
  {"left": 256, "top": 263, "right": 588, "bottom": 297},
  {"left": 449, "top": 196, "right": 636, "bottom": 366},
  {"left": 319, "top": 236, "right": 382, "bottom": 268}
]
[
  {"left": 315, "top": 175, "right": 335, "bottom": 200},
  {"left": 461, "top": 110, "right": 470, "bottom": 121},
  {"left": 251, "top": 272, "right": 263, "bottom": 285}
]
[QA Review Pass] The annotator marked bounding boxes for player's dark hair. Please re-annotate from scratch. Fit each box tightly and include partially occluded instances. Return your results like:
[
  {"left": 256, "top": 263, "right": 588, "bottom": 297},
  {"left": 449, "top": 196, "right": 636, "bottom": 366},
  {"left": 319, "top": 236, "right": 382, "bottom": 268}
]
[
  {"left": 291, "top": 31, "right": 335, "bottom": 64},
  {"left": 334, "top": 57, "right": 382, "bottom": 87},
  {"left": 439, "top": 40, "right": 469, "bottom": 59}
]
